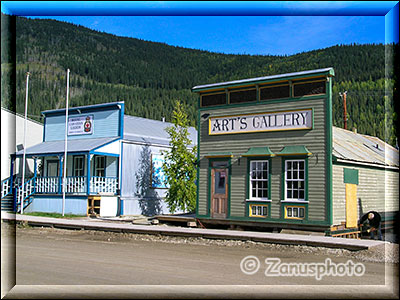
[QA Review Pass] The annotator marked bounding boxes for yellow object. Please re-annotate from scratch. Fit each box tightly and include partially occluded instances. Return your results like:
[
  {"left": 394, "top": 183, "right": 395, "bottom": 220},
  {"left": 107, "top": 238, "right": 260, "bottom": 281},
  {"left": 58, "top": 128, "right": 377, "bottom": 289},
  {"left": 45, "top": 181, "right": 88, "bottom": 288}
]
[{"left": 345, "top": 183, "right": 358, "bottom": 228}]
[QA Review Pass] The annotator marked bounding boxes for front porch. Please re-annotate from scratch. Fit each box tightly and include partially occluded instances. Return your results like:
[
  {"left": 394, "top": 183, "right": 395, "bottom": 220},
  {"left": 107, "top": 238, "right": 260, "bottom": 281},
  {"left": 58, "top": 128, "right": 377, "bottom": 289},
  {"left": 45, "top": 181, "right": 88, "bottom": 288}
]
[{"left": 1, "top": 137, "right": 121, "bottom": 212}]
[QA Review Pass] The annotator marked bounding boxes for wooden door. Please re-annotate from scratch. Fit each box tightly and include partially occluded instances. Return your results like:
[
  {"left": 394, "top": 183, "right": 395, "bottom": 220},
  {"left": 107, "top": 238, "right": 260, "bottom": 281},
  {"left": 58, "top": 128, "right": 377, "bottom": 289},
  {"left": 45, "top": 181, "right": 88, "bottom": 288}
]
[
  {"left": 345, "top": 183, "right": 358, "bottom": 228},
  {"left": 211, "top": 168, "right": 228, "bottom": 219}
]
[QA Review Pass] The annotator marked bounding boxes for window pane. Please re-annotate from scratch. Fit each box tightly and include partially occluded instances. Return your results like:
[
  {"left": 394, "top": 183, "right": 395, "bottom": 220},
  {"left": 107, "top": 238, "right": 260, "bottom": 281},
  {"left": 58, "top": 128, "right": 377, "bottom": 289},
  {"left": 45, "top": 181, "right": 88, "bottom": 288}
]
[
  {"left": 293, "top": 208, "right": 298, "bottom": 217},
  {"left": 287, "top": 190, "right": 292, "bottom": 199},
  {"left": 299, "top": 171, "right": 305, "bottom": 179},
  {"left": 299, "top": 161, "right": 305, "bottom": 169},
  {"left": 258, "top": 206, "right": 262, "bottom": 215},
  {"left": 293, "top": 161, "right": 298, "bottom": 170},
  {"left": 287, "top": 208, "right": 292, "bottom": 217},
  {"left": 252, "top": 206, "right": 257, "bottom": 215},
  {"left": 262, "top": 206, "right": 267, "bottom": 216},
  {"left": 293, "top": 181, "right": 298, "bottom": 190},
  {"left": 293, "top": 171, "right": 298, "bottom": 179},
  {"left": 287, "top": 161, "right": 292, "bottom": 170},
  {"left": 252, "top": 188, "right": 256, "bottom": 198},
  {"left": 262, "top": 189, "right": 268, "bottom": 198},
  {"left": 287, "top": 171, "right": 292, "bottom": 179},
  {"left": 300, "top": 181, "right": 304, "bottom": 189},
  {"left": 299, "top": 190, "right": 304, "bottom": 199},
  {"left": 293, "top": 190, "right": 298, "bottom": 199},
  {"left": 299, "top": 208, "right": 305, "bottom": 218}
]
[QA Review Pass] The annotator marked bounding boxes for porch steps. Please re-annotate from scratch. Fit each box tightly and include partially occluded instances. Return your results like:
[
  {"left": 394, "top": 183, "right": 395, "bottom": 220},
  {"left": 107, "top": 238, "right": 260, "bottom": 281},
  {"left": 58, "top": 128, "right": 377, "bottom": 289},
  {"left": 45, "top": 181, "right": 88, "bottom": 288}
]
[{"left": 1, "top": 195, "right": 14, "bottom": 212}]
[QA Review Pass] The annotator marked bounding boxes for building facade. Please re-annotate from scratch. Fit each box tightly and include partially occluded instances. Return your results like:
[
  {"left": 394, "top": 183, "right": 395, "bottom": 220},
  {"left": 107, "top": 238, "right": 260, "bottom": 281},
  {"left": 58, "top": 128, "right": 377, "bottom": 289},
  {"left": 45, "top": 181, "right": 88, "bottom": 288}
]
[
  {"left": 1, "top": 102, "right": 197, "bottom": 216},
  {"left": 192, "top": 68, "right": 398, "bottom": 232}
]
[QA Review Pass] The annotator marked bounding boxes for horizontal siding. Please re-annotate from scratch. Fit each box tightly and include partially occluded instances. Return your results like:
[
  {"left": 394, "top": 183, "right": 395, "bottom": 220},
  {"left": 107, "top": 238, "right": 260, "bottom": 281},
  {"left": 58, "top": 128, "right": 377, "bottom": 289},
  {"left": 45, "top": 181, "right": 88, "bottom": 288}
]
[
  {"left": 332, "top": 164, "right": 399, "bottom": 225},
  {"left": 45, "top": 109, "right": 120, "bottom": 141},
  {"left": 198, "top": 98, "right": 328, "bottom": 222}
]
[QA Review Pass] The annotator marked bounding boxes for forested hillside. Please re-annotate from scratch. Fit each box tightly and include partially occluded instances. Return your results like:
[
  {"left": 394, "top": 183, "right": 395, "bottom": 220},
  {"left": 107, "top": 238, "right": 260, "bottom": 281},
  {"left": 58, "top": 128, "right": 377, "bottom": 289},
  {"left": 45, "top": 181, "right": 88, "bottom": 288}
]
[{"left": 1, "top": 14, "right": 397, "bottom": 146}]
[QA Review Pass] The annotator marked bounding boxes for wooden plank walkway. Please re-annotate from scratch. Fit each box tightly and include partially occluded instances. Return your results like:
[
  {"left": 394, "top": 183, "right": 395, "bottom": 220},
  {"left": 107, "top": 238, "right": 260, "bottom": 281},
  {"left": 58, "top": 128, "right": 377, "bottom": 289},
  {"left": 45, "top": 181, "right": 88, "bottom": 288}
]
[{"left": 2, "top": 212, "right": 386, "bottom": 251}]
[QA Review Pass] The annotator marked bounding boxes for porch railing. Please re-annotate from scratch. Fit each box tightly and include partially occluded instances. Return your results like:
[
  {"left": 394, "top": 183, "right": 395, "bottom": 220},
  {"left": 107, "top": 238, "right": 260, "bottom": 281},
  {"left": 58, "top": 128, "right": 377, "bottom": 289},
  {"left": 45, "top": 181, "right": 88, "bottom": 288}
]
[
  {"left": 36, "top": 176, "right": 59, "bottom": 194},
  {"left": 16, "top": 177, "right": 36, "bottom": 203},
  {"left": 90, "top": 176, "right": 118, "bottom": 194},
  {"left": 63, "top": 176, "right": 87, "bottom": 194},
  {"left": 1, "top": 177, "right": 12, "bottom": 199}
]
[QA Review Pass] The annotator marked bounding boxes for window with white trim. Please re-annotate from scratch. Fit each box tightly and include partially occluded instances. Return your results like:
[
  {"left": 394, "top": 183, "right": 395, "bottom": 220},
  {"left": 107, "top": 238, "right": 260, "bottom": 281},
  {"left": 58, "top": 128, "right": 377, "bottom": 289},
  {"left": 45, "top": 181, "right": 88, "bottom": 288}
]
[
  {"left": 249, "top": 160, "right": 269, "bottom": 199},
  {"left": 285, "top": 160, "right": 305, "bottom": 201}
]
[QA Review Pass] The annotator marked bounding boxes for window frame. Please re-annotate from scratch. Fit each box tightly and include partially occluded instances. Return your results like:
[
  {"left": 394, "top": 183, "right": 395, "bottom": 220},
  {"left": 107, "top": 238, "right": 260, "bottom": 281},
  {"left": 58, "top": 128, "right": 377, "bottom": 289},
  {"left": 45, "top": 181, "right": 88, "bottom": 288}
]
[
  {"left": 73, "top": 155, "right": 85, "bottom": 177},
  {"left": 284, "top": 205, "right": 306, "bottom": 220},
  {"left": 281, "top": 157, "right": 308, "bottom": 203},
  {"left": 94, "top": 155, "right": 106, "bottom": 177},
  {"left": 249, "top": 204, "right": 268, "bottom": 218},
  {"left": 247, "top": 158, "right": 271, "bottom": 201}
]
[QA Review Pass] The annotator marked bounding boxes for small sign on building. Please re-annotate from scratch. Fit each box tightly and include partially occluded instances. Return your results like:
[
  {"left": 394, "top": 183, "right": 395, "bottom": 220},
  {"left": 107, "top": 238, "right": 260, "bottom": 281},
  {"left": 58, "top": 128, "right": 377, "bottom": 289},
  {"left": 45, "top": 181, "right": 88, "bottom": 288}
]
[{"left": 68, "top": 115, "right": 94, "bottom": 136}]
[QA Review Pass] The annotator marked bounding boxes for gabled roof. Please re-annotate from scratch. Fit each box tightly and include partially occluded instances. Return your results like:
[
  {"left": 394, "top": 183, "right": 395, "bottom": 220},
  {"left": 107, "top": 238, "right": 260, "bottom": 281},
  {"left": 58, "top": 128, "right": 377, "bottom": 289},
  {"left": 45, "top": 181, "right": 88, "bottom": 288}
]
[{"left": 333, "top": 126, "right": 399, "bottom": 168}]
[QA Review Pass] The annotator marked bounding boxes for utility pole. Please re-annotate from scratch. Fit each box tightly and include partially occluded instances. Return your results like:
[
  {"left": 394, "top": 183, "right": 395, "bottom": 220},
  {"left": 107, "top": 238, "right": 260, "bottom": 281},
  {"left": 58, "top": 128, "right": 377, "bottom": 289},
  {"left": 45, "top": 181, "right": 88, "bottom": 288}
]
[{"left": 339, "top": 91, "right": 348, "bottom": 130}]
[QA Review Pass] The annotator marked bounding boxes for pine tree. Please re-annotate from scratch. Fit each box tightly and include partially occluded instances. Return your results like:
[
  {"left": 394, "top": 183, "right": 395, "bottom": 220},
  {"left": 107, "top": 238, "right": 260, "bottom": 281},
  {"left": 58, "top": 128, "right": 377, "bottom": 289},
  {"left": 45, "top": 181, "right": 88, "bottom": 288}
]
[{"left": 161, "top": 100, "right": 197, "bottom": 213}]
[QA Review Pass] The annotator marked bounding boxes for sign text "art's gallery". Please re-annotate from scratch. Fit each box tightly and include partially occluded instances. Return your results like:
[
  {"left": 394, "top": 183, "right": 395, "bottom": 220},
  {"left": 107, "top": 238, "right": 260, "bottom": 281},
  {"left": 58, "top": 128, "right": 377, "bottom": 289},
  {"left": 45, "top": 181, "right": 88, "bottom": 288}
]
[{"left": 208, "top": 109, "right": 312, "bottom": 135}]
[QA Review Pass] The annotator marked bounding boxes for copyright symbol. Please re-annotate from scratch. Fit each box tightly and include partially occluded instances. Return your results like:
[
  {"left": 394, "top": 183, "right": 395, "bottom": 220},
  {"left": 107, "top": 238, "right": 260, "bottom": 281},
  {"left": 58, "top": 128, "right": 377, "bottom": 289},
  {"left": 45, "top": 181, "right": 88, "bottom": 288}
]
[{"left": 240, "top": 255, "right": 260, "bottom": 275}]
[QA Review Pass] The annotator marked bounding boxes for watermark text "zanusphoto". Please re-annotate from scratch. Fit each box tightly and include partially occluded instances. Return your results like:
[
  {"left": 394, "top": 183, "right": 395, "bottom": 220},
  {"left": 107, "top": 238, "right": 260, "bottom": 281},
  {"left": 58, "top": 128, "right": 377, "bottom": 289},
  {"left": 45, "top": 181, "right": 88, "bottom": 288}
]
[{"left": 240, "top": 256, "right": 366, "bottom": 280}]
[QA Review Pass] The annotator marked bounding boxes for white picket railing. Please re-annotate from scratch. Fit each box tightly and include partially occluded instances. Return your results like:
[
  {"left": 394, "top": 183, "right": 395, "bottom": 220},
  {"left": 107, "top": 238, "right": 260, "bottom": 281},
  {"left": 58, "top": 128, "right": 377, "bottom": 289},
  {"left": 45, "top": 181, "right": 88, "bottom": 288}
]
[
  {"left": 1, "top": 177, "right": 12, "bottom": 198},
  {"left": 16, "top": 177, "right": 36, "bottom": 203},
  {"left": 36, "top": 177, "right": 59, "bottom": 194},
  {"left": 63, "top": 176, "right": 87, "bottom": 194},
  {"left": 90, "top": 176, "right": 118, "bottom": 194}
]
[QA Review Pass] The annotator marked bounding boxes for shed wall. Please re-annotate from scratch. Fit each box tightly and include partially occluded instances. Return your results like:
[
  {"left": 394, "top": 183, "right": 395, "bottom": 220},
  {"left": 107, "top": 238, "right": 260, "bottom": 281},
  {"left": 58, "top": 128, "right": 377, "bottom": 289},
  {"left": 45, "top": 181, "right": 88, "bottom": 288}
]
[{"left": 332, "top": 164, "right": 399, "bottom": 224}]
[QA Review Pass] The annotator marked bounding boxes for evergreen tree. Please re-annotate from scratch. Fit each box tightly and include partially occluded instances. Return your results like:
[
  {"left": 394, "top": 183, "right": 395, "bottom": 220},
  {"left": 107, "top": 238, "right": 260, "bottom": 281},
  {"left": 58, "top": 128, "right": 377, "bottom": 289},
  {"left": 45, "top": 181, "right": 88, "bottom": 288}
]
[{"left": 161, "top": 101, "right": 197, "bottom": 213}]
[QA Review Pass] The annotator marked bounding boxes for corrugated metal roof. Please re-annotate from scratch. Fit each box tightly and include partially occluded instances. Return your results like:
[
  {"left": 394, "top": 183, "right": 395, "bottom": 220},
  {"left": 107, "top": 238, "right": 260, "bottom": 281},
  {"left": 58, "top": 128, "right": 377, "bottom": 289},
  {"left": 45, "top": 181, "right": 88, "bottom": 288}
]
[
  {"left": 15, "top": 137, "right": 119, "bottom": 156},
  {"left": 333, "top": 126, "right": 399, "bottom": 168},
  {"left": 123, "top": 115, "right": 197, "bottom": 147},
  {"left": 192, "top": 67, "right": 334, "bottom": 91}
]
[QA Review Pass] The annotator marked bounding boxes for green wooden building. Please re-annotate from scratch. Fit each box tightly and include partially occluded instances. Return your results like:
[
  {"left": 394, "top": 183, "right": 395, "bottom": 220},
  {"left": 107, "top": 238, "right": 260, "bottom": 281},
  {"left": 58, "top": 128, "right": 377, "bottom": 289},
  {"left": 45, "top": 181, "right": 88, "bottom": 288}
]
[{"left": 192, "top": 68, "right": 399, "bottom": 233}]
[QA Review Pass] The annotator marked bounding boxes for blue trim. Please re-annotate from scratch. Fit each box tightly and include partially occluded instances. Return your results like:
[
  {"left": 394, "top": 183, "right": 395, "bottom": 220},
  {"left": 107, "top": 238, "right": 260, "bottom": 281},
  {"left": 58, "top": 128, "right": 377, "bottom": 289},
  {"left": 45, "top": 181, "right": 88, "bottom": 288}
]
[
  {"left": 119, "top": 102, "right": 125, "bottom": 138},
  {"left": 90, "top": 151, "right": 120, "bottom": 157},
  {"left": 86, "top": 153, "right": 91, "bottom": 195}
]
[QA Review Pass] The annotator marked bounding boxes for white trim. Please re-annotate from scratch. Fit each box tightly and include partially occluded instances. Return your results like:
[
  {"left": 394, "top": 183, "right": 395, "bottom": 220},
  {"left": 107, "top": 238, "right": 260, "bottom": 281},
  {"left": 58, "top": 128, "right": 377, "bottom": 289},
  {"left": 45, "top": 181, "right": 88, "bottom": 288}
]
[
  {"left": 284, "top": 159, "right": 306, "bottom": 201},
  {"left": 281, "top": 200, "right": 309, "bottom": 203},
  {"left": 246, "top": 199, "right": 271, "bottom": 202},
  {"left": 249, "top": 160, "right": 269, "bottom": 201}
]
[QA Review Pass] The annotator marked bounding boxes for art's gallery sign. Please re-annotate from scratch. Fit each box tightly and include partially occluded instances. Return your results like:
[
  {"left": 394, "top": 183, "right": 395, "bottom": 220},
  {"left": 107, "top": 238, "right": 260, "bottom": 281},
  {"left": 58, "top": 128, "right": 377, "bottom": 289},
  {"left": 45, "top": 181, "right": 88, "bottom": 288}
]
[
  {"left": 209, "top": 109, "right": 312, "bottom": 135},
  {"left": 68, "top": 115, "right": 94, "bottom": 136}
]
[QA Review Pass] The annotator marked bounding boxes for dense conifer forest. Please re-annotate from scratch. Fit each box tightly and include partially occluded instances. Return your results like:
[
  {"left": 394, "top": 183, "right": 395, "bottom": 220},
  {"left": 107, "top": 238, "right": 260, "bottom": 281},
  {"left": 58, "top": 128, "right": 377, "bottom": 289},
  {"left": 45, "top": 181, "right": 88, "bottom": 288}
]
[{"left": 1, "top": 14, "right": 398, "bottom": 146}]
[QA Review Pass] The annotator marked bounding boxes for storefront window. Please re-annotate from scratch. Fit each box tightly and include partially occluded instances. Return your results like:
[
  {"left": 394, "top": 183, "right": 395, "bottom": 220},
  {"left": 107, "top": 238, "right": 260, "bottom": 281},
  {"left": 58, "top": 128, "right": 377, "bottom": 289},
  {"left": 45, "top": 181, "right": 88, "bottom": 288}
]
[
  {"left": 249, "top": 160, "right": 269, "bottom": 199},
  {"left": 285, "top": 159, "right": 305, "bottom": 201}
]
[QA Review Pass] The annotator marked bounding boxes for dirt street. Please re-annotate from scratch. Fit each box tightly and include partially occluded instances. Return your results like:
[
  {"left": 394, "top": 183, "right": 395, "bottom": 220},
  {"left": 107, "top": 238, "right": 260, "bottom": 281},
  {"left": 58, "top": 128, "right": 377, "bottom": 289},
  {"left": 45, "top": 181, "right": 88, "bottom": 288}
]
[{"left": 1, "top": 223, "right": 399, "bottom": 298}]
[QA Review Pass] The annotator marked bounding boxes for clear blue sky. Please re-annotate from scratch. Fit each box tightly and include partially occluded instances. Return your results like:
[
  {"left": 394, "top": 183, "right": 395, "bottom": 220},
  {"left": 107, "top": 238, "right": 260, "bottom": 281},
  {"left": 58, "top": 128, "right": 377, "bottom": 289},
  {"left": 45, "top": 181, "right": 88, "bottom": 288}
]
[
  {"left": 2, "top": 1, "right": 398, "bottom": 56},
  {"left": 27, "top": 15, "right": 386, "bottom": 56}
]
